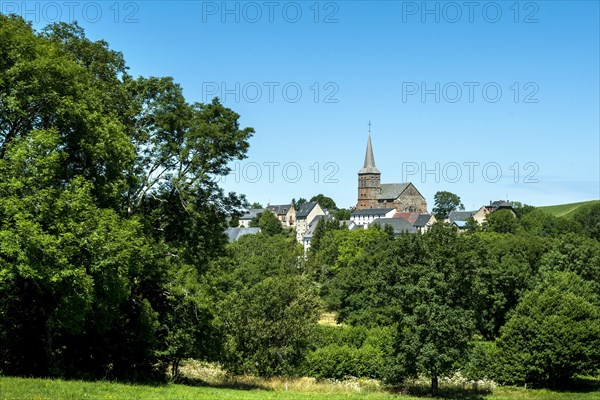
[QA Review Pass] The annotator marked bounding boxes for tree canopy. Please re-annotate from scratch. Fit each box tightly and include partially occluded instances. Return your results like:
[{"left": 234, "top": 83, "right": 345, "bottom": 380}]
[{"left": 432, "top": 191, "right": 464, "bottom": 220}]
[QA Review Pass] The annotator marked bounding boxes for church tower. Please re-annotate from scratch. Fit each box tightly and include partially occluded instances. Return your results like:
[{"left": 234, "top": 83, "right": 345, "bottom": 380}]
[{"left": 357, "top": 134, "right": 381, "bottom": 209}]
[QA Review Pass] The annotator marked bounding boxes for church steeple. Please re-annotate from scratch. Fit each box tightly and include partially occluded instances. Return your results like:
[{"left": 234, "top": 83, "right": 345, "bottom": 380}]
[
  {"left": 357, "top": 132, "right": 381, "bottom": 210},
  {"left": 359, "top": 134, "right": 380, "bottom": 174}
]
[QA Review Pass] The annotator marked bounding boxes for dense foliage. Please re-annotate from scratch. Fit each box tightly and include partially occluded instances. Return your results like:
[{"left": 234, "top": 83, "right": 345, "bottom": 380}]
[
  {"left": 1, "top": 15, "right": 598, "bottom": 392},
  {"left": 0, "top": 16, "right": 252, "bottom": 380}
]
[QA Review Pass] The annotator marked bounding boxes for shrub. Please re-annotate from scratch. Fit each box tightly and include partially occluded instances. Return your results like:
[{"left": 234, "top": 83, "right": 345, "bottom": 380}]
[
  {"left": 463, "top": 341, "right": 498, "bottom": 381},
  {"left": 303, "top": 344, "right": 384, "bottom": 379},
  {"left": 495, "top": 272, "right": 600, "bottom": 387}
]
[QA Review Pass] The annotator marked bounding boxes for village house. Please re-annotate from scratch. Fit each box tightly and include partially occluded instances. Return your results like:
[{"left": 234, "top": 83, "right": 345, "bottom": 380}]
[
  {"left": 350, "top": 208, "right": 396, "bottom": 227},
  {"left": 266, "top": 203, "right": 296, "bottom": 227},
  {"left": 295, "top": 202, "right": 326, "bottom": 243},
  {"left": 447, "top": 201, "right": 516, "bottom": 230},
  {"left": 238, "top": 208, "right": 264, "bottom": 227}
]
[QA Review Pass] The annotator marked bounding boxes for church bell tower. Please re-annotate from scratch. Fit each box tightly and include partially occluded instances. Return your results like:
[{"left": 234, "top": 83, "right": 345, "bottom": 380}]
[{"left": 357, "top": 133, "right": 381, "bottom": 209}]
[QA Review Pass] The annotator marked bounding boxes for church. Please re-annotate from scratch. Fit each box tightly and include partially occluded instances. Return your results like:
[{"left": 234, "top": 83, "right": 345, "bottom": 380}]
[{"left": 356, "top": 134, "right": 428, "bottom": 213}]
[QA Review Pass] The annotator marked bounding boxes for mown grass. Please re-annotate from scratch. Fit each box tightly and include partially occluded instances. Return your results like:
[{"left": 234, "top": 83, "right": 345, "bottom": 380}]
[
  {"left": 537, "top": 200, "right": 599, "bottom": 218},
  {"left": 1, "top": 375, "right": 598, "bottom": 400},
  {"left": 0, "top": 376, "right": 399, "bottom": 400}
]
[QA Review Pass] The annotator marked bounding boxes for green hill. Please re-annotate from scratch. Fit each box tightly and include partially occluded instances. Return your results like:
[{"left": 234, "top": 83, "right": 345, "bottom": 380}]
[{"left": 538, "top": 200, "right": 600, "bottom": 218}]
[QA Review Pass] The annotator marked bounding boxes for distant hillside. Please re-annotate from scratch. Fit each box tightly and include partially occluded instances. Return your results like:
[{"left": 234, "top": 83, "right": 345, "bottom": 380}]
[{"left": 538, "top": 200, "right": 600, "bottom": 218}]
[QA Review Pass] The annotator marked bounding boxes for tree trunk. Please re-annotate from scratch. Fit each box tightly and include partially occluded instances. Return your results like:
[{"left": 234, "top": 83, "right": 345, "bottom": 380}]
[{"left": 431, "top": 374, "right": 439, "bottom": 395}]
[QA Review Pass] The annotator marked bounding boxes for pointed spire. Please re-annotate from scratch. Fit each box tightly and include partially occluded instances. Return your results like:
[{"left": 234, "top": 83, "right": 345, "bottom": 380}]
[{"left": 359, "top": 133, "right": 380, "bottom": 174}]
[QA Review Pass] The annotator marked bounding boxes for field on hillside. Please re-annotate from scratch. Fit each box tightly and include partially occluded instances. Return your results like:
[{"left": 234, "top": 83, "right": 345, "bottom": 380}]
[
  {"left": 1, "top": 376, "right": 599, "bottom": 400},
  {"left": 537, "top": 200, "right": 599, "bottom": 218}
]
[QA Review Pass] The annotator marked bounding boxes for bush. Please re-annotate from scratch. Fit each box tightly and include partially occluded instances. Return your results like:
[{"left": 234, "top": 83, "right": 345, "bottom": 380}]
[
  {"left": 303, "top": 344, "right": 384, "bottom": 379},
  {"left": 495, "top": 272, "right": 600, "bottom": 387},
  {"left": 462, "top": 341, "right": 498, "bottom": 381},
  {"left": 219, "top": 275, "right": 320, "bottom": 377},
  {"left": 302, "top": 325, "right": 392, "bottom": 379}
]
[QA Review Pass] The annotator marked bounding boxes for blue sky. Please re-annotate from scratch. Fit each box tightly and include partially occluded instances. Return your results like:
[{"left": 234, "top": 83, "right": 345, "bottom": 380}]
[{"left": 12, "top": 0, "right": 600, "bottom": 209}]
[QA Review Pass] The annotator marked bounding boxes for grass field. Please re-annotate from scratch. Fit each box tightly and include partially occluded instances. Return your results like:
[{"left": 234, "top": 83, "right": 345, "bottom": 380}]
[
  {"left": 1, "top": 375, "right": 599, "bottom": 400},
  {"left": 537, "top": 200, "right": 599, "bottom": 218}
]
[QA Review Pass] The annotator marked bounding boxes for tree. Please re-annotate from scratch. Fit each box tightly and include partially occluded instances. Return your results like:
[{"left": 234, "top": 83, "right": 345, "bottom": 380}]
[
  {"left": 471, "top": 232, "right": 550, "bottom": 339},
  {"left": 259, "top": 210, "right": 283, "bottom": 235},
  {"left": 496, "top": 272, "right": 600, "bottom": 387},
  {"left": 483, "top": 209, "right": 518, "bottom": 234},
  {"left": 219, "top": 275, "right": 320, "bottom": 377},
  {"left": 432, "top": 191, "right": 464, "bottom": 220},
  {"left": 334, "top": 208, "right": 351, "bottom": 220},
  {"left": 310, "top": 194, "right": 337, "bottom": 210},
  {"left": 309, "top": 217, "right": 342, "bottom": 253},
  {"left": 520, "top": 209, "right": 582, "bottom": 237},
  {"left": 386, "top": 225, "right": 480, "bottom": 394},
  {"left": 250, "top": 202, "right": 263, "bottom": 209},
  {"left": 292, "top": 197, "right": 307, "bottom": 210},
  {"left": 0, "top": 16, "right": 253, "bottom": 380},
  {"left": 572, "top": 202, "right": 600, "bottom": 240}
]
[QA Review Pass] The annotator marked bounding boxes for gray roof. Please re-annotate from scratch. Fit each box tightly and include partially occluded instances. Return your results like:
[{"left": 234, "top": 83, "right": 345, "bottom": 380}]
[
  {"left": 240, "top": 208, "right": 264, "bottom": 220},
  {"left": 297, "top": 201, "right": 318, "bottom": 218},
  {"left": 379, "top": 183, "right": 410, "bottom": 200},
  {"left": 448, "top": 210, "right": 476, "bottom": 222},
  {"left": 358, "top": 134, "right": 381, "bottom": 174},
  {"left": 488, "top": 200, "right": 513, "bottom": 209},
  {"left": 351, "top": 208, "right": 395, "bottom": 217},
  {"left": 266, "top": 204, "right": 292, "bottom": 215},
  {"left": 225, "top": 227, "right": 261, "bottom": 242},
  {"left": 413, "top": 213, "right": 433, "bottom": 228},
  {"left": 369, "top": 218, "right": 417, "bottom": 234},
  {"left": 303, "top": 215, "right": 331, "bottom": 240}
]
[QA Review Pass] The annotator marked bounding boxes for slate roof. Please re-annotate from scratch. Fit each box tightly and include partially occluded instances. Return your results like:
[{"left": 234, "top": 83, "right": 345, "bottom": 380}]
[
  {"left": 351, "top": 208, "right": 395, "bottom": 217},
  {"left": 297, "top": 202, "right": 318, "bottom": 218},
  {"left": 358, "top": 134, "right": 381, "bottom": 174},
  {"left": 413, "top": 213, "right": 433, "bottom": 228},
  {"left": 369, "top": 218, "right": 417, "bottom": 234},
  {"left": 225, "top": 227, "right": 261, "bottom": 242},
  {"left": 447, "top": 210, "right": 476, "bottom": 222},
  {"left": 240, "top": 208, "right": 264, "bottom": 220},
  {"left": 487, "top": 200, "right": 514, "bottom": 211},
  {"left": 379, "top": 183, "right": 410, "bottom": 200},
  {"left": 266, "top": 204, "right": 292, "bottom": 215},
  {"left": 303, "top": 215, "right": 330, "bottom": 240}
]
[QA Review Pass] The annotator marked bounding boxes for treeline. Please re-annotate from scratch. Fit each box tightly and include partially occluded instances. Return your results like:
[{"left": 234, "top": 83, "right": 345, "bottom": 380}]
[{"left": 305, "top": 207, "right": 600, "bottom": 389}]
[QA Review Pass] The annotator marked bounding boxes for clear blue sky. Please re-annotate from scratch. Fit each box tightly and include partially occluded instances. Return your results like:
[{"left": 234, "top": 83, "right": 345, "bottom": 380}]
[{"left": 14, "top": 0, "right": 600, "bottom": 209}]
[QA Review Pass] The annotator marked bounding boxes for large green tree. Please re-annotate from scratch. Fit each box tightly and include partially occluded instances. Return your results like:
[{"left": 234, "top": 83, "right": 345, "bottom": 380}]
[
  {"left": 0, "top": 16, "right": 252, "bottom": 380},
  {"left": 432, "top": 191, "right": 464, "bottom": 220},
  {"left": 386, "top": 225, "right": 480, "bottom": 393},
  {"left": 310, "top": 194, "right": 337, "bottom": 210},
  {"left": 219, "top": 275, "right": 320, "bottom": 377},
  {"left": 496, "top": 272, "right": 600, "bottom": 387}
]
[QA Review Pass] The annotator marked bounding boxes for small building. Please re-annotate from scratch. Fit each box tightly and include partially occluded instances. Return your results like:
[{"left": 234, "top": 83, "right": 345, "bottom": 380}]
[
  {"left": 296, "top": 202, "right": 326, "bottom": 243},
  {"left": 266, "top": 203, "right": 296, "bottom": 227},
  {"left": 350, "top": 208, "right": 396, "bottom": 227},
  {"left": 413, "top": 213, "right": 437, "bottom": 233},
  {"left": 238, "top": 208, "right": 264, "bottom": 228},
  {"left": 485, "top": 200, "right": 516, "bottom": 216}
]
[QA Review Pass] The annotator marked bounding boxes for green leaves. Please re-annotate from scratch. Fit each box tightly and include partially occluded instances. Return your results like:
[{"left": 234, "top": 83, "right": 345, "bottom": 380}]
[
  {"left": 496, "top": 272, "right": 600, "bottom": 386},
  {"left": 219, "top": 275, "right": 320, "bottom": 377}
]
